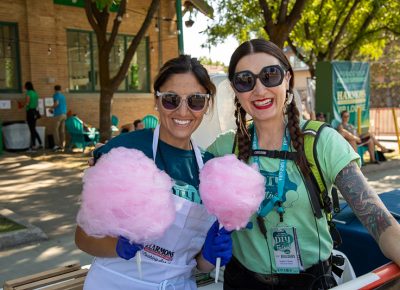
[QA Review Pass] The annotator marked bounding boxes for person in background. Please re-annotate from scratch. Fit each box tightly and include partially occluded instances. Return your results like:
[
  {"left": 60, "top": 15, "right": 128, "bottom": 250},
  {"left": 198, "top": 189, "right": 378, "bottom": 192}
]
[
  {"left": 207, "top": 38, "right": 400, "bottom": 289},
  {"left": 120, "top": 119, "right": 144, "bottom": 134},
  {"left": 75, "top": 55, "right": 232, "bottom": 289},
  {"left": 24, "top": 81, "right": 42, "bottom": 152},
  {"left": 133, "top": 119, "right": 144, "bottom": 130},
  {"left": 50, "top": 85, "right": 67, "bottom": 151},
  {"left": 316, "top": 112, "right": 326, "bottom": 122},
  {"left": 337, "top": 110, "right": 393, "bottom": 162}
]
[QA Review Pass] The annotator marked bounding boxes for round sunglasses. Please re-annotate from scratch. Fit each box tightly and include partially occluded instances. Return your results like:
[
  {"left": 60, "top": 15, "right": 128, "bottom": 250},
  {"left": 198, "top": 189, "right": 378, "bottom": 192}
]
[
  {"left": 232, "top": 65, "right": 285, "bottom": 92},
  {"left": 155, "top": 91, "right": 210, "bottom": 112}
]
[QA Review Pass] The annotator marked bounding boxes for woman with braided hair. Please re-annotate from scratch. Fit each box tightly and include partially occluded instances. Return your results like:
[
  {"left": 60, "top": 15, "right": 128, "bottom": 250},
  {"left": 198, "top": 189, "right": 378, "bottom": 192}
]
[{"left": 207, "top": 39, "right": 400, "bottom": 289}]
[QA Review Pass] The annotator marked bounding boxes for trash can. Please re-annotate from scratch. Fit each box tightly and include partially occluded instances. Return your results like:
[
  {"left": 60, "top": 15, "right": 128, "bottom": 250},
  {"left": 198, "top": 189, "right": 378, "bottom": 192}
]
[{"left": 2, "top": 121, "right": 30, "bottom": 151}]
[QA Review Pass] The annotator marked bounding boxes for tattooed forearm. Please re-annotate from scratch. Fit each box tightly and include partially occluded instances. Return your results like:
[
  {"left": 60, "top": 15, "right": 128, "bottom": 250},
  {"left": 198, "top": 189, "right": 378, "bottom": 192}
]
[{"left": 335, "top": 161, "right": 393, "bottom": 242}]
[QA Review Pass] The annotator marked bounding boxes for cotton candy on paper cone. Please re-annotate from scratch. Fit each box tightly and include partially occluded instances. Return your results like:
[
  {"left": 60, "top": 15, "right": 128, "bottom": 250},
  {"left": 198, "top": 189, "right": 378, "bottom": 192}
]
[
  {"left": 199, "top": 154, "right": 265, "bottom": 231},
  {"left": 77, "top": 147, "right": 176, "bottom": 244}
]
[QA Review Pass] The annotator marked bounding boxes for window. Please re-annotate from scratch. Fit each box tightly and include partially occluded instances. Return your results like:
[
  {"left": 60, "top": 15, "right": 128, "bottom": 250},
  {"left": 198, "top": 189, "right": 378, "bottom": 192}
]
[
  {"left": 0, "top": 22, "right": 21, "bottom": 92},
  {"left": 67, "top": 30, "right": 149, "bottom": 92}
]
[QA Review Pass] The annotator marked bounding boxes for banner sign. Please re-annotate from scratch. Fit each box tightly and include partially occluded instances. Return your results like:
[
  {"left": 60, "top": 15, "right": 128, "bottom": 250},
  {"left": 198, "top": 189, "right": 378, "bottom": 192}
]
[{"left": 332, "top": 62, "right": 370, "bottom": 129}]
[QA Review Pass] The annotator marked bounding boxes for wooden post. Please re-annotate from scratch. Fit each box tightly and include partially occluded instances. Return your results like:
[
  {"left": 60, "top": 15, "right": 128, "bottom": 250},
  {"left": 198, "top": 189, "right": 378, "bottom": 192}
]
[{"left": 392, "top": 108, "right": 400, "bottom": 154}]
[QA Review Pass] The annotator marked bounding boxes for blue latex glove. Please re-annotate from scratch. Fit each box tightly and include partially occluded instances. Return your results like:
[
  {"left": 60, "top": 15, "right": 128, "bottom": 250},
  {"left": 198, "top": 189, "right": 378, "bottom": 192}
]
[
  {"left": 202, "top": 221, "right": 232, "bottom": 266},
  {"left": 116, "top": 236, "right": 143, "bottom": 260}
]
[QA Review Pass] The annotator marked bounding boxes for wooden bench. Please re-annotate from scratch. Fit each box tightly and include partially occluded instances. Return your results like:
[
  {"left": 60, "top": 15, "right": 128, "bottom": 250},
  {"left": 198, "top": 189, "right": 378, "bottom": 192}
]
[{"left": 3, "top": 263, "right": 88, "bottom": 290}]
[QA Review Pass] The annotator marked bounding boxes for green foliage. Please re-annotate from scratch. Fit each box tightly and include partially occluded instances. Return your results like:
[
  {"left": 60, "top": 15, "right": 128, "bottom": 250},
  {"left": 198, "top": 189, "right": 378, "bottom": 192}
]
[
  {"left": 0, "top": 216, "right": 25, "bottom": 233},
  {"left": 206, "top": 0, "right": 400, "bottom": 75},
  {"left": 371, "top": 40, "right": 400, "bottom": 90},
  {"left": 206, "top": 1, "right": 268, "bottom": 47},
  {"left": 129, "top": 64, "right": 139, "bottom": 89},
  {"left": 198, "top": 56, "right": 226, "bottom": 67}
]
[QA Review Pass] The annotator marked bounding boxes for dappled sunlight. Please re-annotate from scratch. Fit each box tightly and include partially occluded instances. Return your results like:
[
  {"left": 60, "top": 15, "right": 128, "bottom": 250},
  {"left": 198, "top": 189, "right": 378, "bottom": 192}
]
[
  {"left": 0, "top": 244, "right": 38, "bottom": 257},
  {"left": 15, "top": 257, "right": 30, "bottom": 266},
  {"left": 0, "top": 151, "right": 97, "bottom": 283},
  {"left": 71, "top": 248, "right": 85, "bottom": 255},
  {"left": 365, "top": 172, "right": 400, "bottom": 194},
  {"left": 1, "top": 162, "right": 22, "bottom": 170},
  {"left": 36, "top": 246, "right": 66, "bottom": 262},
  {"left": 39, "top": 213, "right": 64, "bottom": 222}
]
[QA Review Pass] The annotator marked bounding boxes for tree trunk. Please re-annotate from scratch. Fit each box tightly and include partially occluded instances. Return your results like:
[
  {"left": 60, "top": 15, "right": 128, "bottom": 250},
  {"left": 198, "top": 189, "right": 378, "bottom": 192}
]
[
  {"left": 268, "top": 26, "right": 288, "bottom": 49},
  {"left": 99, "top": 87, "right": 113, "bottom": 142},
  {"left": 307, "top": 63, "right": 316, "bottom": 79}
]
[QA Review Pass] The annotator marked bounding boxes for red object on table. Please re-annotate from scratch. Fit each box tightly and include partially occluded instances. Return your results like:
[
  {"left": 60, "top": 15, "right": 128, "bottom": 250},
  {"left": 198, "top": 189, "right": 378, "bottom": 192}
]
[{"left": 360, "top": 262, "right": 400, "bottom": 290}]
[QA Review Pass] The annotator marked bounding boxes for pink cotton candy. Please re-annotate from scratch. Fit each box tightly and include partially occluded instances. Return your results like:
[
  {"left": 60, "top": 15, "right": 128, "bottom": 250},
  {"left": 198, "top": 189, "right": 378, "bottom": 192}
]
[
  {"left": 77, "top": 147, "right": 176, "bottom": 244},
  {"left": 199, "top": 155, "right": 265, "bottom": 231}
]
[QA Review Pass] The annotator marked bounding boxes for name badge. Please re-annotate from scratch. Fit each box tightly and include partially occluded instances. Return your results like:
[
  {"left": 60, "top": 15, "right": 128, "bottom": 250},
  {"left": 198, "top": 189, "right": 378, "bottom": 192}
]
[{"left": 271, "top": 226, "right": 303, "bottom": 274}]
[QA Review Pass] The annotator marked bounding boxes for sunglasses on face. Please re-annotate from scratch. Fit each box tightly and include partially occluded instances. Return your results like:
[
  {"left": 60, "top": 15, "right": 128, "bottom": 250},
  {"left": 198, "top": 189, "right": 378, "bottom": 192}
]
[
  {"left": 232, "top": 65, "right": 285, "bottom": 92},
  {"left": 155, "top": 91, "right": 210, "bottom": 112}
]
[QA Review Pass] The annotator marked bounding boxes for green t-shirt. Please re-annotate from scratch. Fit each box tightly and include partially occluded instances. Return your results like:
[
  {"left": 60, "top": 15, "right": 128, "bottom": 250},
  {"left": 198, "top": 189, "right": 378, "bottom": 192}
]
[
  {"left": 26, "top": 90, "right": 39, "bottom": 110},
  {"left": 207, "top": 122, "right": 360, "bottom": 274},
  {"left": 94, "top": 129, "right": 214, "bottom": 204}
]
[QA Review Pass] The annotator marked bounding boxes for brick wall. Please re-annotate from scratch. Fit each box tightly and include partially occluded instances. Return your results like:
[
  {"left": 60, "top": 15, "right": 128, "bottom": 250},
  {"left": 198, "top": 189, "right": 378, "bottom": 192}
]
[{"left": 0, "top": 0, "right": 177, "bottom": 137}]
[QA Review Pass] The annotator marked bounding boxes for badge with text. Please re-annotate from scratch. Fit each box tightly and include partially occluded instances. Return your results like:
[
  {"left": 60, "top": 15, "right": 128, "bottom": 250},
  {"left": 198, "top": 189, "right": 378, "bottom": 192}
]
[{"left": 272, "top": 226, "right": 302, "bottom": 274}]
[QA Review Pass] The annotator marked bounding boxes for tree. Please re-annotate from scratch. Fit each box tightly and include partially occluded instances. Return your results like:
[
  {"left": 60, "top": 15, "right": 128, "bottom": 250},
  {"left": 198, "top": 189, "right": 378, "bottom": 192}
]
[
  {"left": 370, "top": 39, "right": 400, "bottom": 108},
  {"left": 206, "top": 0, "right": 307, "bottom": 49},
  {"left": 289, "top": 0, "right": 400, "bottom": 76},
  {"left": 84, "top": 0, "right": 160, "bottom": 141},
  {"left": 206, "top": 0, "right": 400, "bottom": 77}
]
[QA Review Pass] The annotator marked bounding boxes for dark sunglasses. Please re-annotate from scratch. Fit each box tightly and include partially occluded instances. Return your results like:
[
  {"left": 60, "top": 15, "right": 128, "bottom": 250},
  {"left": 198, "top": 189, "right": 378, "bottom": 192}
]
[
  {"left": 156, "top": 91, "right": 210, "bottom": 112},
  {"left": 232, "top": 65, "right": 285, "bottom": 92}
]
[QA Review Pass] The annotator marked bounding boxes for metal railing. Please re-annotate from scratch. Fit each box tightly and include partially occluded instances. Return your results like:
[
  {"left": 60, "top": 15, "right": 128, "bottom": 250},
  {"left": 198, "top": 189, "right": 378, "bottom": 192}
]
[{"left": 370, "top": 108, "right": 400, "bottom": 137}]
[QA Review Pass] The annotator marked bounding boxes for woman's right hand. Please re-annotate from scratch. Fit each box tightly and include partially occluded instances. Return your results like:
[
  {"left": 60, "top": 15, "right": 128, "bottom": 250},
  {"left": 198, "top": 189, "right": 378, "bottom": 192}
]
[{"left": 116, "top": 236, "right": 143, "bottom": 260}]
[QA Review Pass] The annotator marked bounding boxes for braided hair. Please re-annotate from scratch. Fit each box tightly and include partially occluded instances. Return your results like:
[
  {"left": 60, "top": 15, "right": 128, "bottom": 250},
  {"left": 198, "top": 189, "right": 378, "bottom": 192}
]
[
  {"left": 229, "top": 39, "right": 309, "bottom": 175},
  {"left": 234, "top": 96, "right": 251, "bottom": 162}
]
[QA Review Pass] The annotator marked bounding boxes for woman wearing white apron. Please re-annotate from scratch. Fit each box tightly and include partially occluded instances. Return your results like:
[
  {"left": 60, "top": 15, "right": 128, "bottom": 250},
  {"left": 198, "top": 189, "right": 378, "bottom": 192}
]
[{"left": 75, "top": 55, "right": 233, "bottom": 290}]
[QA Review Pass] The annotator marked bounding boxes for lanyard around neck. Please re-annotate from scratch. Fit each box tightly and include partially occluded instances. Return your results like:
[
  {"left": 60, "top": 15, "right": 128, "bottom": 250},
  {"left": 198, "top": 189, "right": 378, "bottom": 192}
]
[
  {"left": 152, "top": 124, "right": 204, "bottom": 170},
  {"left": 253, "top": 126, "right": 290, "bottom": 220}
]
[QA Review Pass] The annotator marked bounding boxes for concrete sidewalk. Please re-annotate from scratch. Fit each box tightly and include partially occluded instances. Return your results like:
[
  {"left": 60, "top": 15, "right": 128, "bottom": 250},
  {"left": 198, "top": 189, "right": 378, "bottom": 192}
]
[
  {"left": 1, "top": 150, "right": 399, "bottom": 286},
  {"left": 0, "top": 152, "right": 93, "bottom": 285}
]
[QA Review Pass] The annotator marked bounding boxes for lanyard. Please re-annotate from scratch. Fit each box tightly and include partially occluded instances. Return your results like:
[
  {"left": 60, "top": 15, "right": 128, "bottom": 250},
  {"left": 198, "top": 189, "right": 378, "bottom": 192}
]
[
  {"left": 152, "top": 125, "right": 204, "bottom": 170},
  {"left": 253, "top": 126, "right": 290, "bottom": 221}
]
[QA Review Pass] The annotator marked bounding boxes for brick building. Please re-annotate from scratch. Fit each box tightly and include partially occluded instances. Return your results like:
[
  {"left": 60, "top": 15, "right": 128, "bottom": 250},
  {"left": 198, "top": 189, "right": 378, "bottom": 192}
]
[{"left": 0, "top": 0, "right": 211, "bottom": 143}]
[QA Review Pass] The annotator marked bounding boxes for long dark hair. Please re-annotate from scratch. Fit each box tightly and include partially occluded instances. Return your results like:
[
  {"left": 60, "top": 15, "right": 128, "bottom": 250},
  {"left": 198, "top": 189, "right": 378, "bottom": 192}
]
[
  {"left": 24, "top": 81, "right": 34, "bottom": 91},
  {"left": 229, "top": 39, "right": 308, "bottom": 175},
  {"left": 153, "top": 55, "right": 216, "bottom": 107}
]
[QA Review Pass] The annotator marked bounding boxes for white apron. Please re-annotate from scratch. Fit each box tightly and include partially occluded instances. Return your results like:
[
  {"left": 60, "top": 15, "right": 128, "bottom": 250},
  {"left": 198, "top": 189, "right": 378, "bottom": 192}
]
[{"left": 84, "top": 125, "right": 215, "bottom": 290}]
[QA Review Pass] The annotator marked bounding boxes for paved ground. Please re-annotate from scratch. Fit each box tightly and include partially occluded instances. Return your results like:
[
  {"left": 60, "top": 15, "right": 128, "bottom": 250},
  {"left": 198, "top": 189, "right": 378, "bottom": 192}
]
[
  {"left": 0, "top": 151, "right": 93, "bottom": 286},
  {"left": 0, "top": 146, "right": 399, "bottom": 287}
]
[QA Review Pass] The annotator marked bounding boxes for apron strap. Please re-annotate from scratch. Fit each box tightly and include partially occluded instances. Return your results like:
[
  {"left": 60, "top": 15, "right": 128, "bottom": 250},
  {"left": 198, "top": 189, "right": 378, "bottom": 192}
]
[{"left": 152, "top": 124, "right": 204, "bottom": 170}]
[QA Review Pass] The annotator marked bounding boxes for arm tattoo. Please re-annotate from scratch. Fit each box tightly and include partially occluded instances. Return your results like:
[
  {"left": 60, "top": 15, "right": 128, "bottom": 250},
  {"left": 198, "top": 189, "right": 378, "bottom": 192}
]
[{"left": 335, "top": 161, "right": 392, "bottom": 242}]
